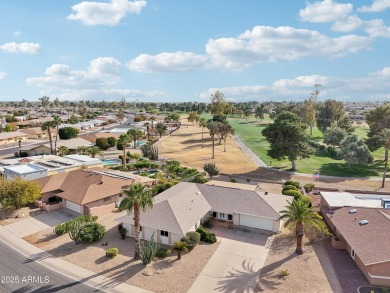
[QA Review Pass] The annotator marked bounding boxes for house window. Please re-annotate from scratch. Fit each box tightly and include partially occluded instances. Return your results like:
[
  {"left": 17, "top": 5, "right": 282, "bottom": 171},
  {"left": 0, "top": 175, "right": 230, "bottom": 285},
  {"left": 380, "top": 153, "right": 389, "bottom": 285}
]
[
  {"left": 140, "top": 226, "right": 142, "bottom": 231},
  {"left": 103, "top": 197, "right": 111, "bottom": 202},
  {"left": 160, "top": 230, "right": 168, "bottom": 237},
  {"left": 212, "top": 211, "right": 217, "bottom": 217},
  {"left": 228, "top": 214, "right": 233, "bottom": 221},
  {"left": 351, "top": 249, "right": 355, "bottom": 259},
  {"left": 219, "top": 213, "right": 225, "bottom": 218}
]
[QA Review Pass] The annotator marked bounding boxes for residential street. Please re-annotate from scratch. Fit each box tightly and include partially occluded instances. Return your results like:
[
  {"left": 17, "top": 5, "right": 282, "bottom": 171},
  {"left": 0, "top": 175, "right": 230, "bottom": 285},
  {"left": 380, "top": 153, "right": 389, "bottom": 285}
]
[{"left": 0, "top": 243, "right": 98, "bottom": 293}]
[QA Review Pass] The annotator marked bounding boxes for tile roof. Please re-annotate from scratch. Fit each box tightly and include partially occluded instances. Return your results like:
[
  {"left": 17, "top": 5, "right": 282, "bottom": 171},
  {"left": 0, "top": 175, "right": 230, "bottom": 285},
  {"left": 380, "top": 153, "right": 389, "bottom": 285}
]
[{"left": 328, "top": 207, "right": 390, "bottom": 265}]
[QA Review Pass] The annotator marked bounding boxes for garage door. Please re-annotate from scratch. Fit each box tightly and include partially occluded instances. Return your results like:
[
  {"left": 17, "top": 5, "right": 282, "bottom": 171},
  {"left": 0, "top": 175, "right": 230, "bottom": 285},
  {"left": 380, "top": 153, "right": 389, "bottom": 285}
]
[
  {"left": 239, "top": 214, "right": 273, "bottom": 231},
  {"left": 65, "top": 200, "right": 81, "bottom": 214}
]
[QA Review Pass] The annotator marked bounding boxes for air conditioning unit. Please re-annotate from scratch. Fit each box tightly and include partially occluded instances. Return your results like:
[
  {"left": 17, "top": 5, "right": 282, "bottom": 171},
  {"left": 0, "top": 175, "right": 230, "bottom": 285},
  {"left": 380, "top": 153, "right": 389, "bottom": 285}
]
[
  {"left": 349, "top": 209, "right": 357, "bottom": 214},
  {"left": 359, "top": 220, "right": 368, "bottom": 226}
]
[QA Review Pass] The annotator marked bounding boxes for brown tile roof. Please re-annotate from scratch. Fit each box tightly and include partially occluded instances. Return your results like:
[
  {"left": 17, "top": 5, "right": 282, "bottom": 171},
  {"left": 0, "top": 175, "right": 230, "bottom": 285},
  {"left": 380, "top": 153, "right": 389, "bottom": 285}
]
[
  {"left": 35, "top": 168, "right": 141, "bottom": 205},
  {"left": 328, "top": 207, "right": 390, "bottom": 265},
  {"left": 80, "top": 132, "right": 121, "bottom": 143}
]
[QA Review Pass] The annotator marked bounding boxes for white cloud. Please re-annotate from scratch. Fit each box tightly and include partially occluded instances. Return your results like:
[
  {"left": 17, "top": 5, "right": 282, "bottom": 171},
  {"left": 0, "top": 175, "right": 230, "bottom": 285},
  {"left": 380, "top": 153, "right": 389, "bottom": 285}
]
[
  {"left": 358, "top": 0, "right": 390, "bottom": 12},
  {"left": 13, "top": 30, "right": 21, "bottom": 37},
  {"left": 68, "top": 0, "right": 147, "bottom": 26},
  {"left": 0, "top": 72, "right": 6, "bottom": 79},
  {"left": 332, "top": 15, "right": 364, "bottom": 32},
  {"left": 299, "top": 0, "right": 353, "bottom": 23},
  {"left": 127, "top": 51, "right": 208, "bottom": 72},
  {"left": 26, "top": 57, "right": 164, "bottom": 100},
  {"left": 0, "top": 42, "right": 41, "bottom": 54},
  {"left": 331, "top": 15, "right": 390, "bottom": 38},
  {"left": 199, "top": 67, "right": 390, "bottom": 101},
  {"left": 365, "top": 19, "right": 390, "bottom": 38}
]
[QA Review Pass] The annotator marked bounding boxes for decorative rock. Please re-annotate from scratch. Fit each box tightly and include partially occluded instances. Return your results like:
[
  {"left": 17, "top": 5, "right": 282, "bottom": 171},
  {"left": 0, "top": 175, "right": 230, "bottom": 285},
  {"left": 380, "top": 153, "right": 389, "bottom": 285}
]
[{"left": 142, "top": 270, "right": 154, "bottom": 276}]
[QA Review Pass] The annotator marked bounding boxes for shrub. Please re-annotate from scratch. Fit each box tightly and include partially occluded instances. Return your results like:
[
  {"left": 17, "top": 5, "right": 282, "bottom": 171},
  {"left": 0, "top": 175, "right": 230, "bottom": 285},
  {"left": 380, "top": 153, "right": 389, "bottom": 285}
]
[
  {"left": 80, "top": 222, "right": 106, "bottom": 243},
  {"left": 284, "top": 180, "right": 300, "bottom": 188},
  {"left": 279, "top": 269, "right": 289, "bottom": 277},
  {"left": 190, "top": 174, "right": 208, "bottom": 184},
  {"left": 229, "top": 177, "right": 237, "bottom": 183},
  {"left": 54, "top": 224, "right": 66, "bottom": 236},
  {"left": 59, "top": 127, "right": 79, "bottom": 140},
  {"left": 282, "top": 185, "right": 297, "bottom": 193},
  {"left": 301, "top": 196, "right": 312, "bottom": 208},
  {"left": 181, "top": 231, "right": 201, "bottom": 249},
  {"left": 139, "top": 233, "right": 160, "bottom": 265},
  {"left": 118, "top": 223, "right": 123, "bottom": 230},
  {"left": 202, "top": 220, "right": 212, "bottom": 228},
  {"left": 319, "top": 145, "right": 326, "bottom": 151},
  {"left": 95, "top": 138, "right": 110, "bottom": 150},
  {"left": 54, "top": 215, "right": 104, "bottom": 243},
  {"left": 106, "top": 248, "right": 119, "bottom": 258},
  {"left": 304, "top": 183, "right": 315, "bottom": 193},
  {"left": 155, "top": 248, "right": 171, "bottom": 259},
  {"left": 119, "top": 228, "right": 127, "bottom": 239},
  {"left": 196, "top": 227, "right": 217, "bottom": 244},
  {"left": 282, "top": 189, "right": 303, "bottom": 200},
  {"left": 131, "top": 153, "right": 142, "bottom": 160},
  {"left": 107, "top": 137, "right": 117, "bottom": 147},
  {"left": 173, "top": 241, "right": 188, "bottom": 260}
]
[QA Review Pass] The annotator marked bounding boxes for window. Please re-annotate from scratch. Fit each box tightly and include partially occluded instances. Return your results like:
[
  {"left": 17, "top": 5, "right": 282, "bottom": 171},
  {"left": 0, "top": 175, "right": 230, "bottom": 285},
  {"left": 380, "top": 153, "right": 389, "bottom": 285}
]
[
  {"left": 103, "top": 197, "right": 111, "bottom": 202},
  {"left": 160, "top": 230, "right": 168, "bottom": 237},
  {"left": 140, "top": 226, "right": 142, "bottom": 231},
  {"left": 351, "top": 249, "right": 355, "bottom": 259},
  {"left": 228, "top": 214, "right": 233, "bottom": 221},
  {"left": 219, "top": 213, "right": 225, "bottom": 218}
]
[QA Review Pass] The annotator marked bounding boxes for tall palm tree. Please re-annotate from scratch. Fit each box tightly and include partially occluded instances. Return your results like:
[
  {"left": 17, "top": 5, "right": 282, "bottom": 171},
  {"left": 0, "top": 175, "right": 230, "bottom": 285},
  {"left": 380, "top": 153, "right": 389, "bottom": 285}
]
[
  {"left": 279, "top": 200, "right": 326, "bottom": 255},
  {"left": 52, "top": 115, "right": 62, "bottom": 155},
  {"left": 150, "top": 116, "right": 156, "bottom": 129},
  {"left": 156, "top": 122, "right": 167, "bottom": 138},
  {"left": 77, "top": 146, "right": 88, "bottom": 155},
  {"left": 41, "top": 121, "right": 54, "bottom": 154},
  {"left": 58, "top": 146, "right": 69, "bottom": 157},
  {"left": 199, "top": 118, "right": 207, "bottom": 148},
  {"left": 88, "top": 146, "right": 103, "bottom": 158},
  {"left": 144, "top": 122, "right": 151, "bottom": 140},
  {"left": 380, "top": 128, "right": 390, "bottom": 188},
  {"left": 127, "top": 129, "right": 143, "bottom": 149},
  {"left": 118, "top": 183, "right": 153, "bottom": 260},
  {"left": 118, "top": 134, "right": 131, "bottom": 167}
]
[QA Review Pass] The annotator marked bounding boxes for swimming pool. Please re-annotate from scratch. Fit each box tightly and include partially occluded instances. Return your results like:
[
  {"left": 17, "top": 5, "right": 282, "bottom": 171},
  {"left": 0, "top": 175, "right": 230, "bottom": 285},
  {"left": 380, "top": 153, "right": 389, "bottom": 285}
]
[
  {"left": 102, "top": 159, "right": 121, "bottom": 166},
  {"left": 137, "top": 141, "right": 146, "bottom": 146}
]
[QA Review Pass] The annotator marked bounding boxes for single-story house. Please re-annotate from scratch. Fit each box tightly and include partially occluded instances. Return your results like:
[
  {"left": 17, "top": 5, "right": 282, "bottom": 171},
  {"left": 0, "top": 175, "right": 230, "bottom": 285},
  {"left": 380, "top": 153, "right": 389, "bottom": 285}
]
[
  {"left": 320, "top": 191, "right": 390, "bottom": 211},
  {"left": 81, "top": 132, "right": 121, "bottom": 143},
  {"left": 324, "top": 207, "right": 390, "bottom": 286},
  {"left": 20, "top": 127, "right": 56, "bottom": 139},
  {"left": 118, "top": 182, "right": 286, "bottom": 245},
  {"left": 0, "top": 131, "right": 29, "bottom": 146},
  {"left": 35, "top": 168, "right": 157, "bottom": 216},
  {"left": 20, "top": 137, "right": 93, "bottom": 156}
]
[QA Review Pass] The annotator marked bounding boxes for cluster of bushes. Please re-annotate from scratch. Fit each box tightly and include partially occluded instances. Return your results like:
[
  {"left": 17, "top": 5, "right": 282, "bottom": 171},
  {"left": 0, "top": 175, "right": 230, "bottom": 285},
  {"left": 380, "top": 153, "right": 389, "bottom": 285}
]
[
  {"left": 181, "top": 231, "right": 201, "bottom": 249},
  {"left": 117, "top": 223, "right": 127, "bottom": 239},
  {"left": 95, "top": 137, "right": 117, "bottom": 150},
  {"left": 282, "top": 180, "right": 312, "bottom": 207},
  {"left": 155, "top": 247, "right": 172, "bottom": 259},
  {"left": 140, "top": 142, "right": 159, "bottom": 161},
  {"left": 106, "top": 248, "right": 118, "bottom": 258},
  {"left": 54, "top": 215, "right": 105, "bottom": 244},
  {"left": 304, "top": 183, "right": 316, "bottom": 193},
  {"left": 152, "top": 180, "right": 179, "bottom": 195},
  {"left": 112, "top": 158, "right": 158, "bottom": 171},
  {"left": 190, "top": 174, "right": 208, "bottom": 184},
  {"left": 196, "top": 226, "right": 217, "bottom": 244}
]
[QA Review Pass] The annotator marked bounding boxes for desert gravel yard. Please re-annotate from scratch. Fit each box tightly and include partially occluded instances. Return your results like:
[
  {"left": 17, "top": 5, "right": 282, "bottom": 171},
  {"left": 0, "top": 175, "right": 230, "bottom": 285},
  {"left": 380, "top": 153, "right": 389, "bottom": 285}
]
[{"left": 24, "top": 211, "right": 220, "bottom": 293}]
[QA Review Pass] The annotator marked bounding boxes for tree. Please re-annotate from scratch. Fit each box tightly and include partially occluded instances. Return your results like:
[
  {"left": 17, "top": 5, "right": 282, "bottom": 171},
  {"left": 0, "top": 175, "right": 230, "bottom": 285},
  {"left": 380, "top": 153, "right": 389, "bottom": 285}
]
[
  {"left": 173, "top": 241, "right": 188, "bottom": 260},
  {"left": 117, "top": 134, "right": 131, "bottom": 166},
  {"left": 187, "top": 111, "right": 200, "bottom": 125},
  {"left": 302, "top": 100, "right": 316, "bottom": 137},
  {"left": 244, "top": 107, "right": 252, "bottom": 120},
  {"left": 4, "top": 124, "right": 17, "bottom": 132},
  {"left": 156, "top": 122, "right": 167, "bottom": 138},
  {"left": 339, "top": 135, "right": 373, "bottom": 168},
  {"left": 207, "top": 121, "right": 218, "bottom": 159},
  {"left": 107, "top": 137, "right": 117, "bottom": 148},
  {"left": 58, "top": 127, "right": 79, "bottom": 140},
  {"left": 166, "top": 113, "right": 180, "bottom": 122},
  {"left": 199, "top": 118, "right": 207, "bottom": 148},
  {"left": 150, "top": 116, "right": 156, "bottom": 128},
  {"left": 118, "top": 183, "right": 154, "bottom": 260},
  {"left": 254, "top": 104, "right": 266, "bottom": 121},
  {"left": 323, "top": 124, "right": 346, "bottom": 148},
  {"left": 379, "top": 129, "right": 390, "bottom": 188},
  {"left": 316, "top": 99, "right": 345, "bottom": 133},
  {"left": 52, "top": 115, "right": 63, "bottom": 155},
  {"left": 144, "top": 122, "right": 151, "bottom": 140},
  {"left": 0, "top": 178, "right": 41, "bottom": 210},
  {"left": 95, "top": 137, "right": 110, "bottom": 150},
  {"left": 262, "top": 111, "right": 314, "bottom": 170},
  {"left": 127, "top": 129, "right": 143, "bottom": 149},
  {"left": 279, "top": 200, "right": 328, "bottom": 255},
  {"left": 88, "top": 146, "right": 103, "bottom": 158},
  {"left": 217, "top": 123, "right": 235, "bottom": 152},
  {"left": 117, "top": 109, "right": 125, "bottom": 121},
  {"left": 58, "top": 146, "right": 69, "bottom": 156},
  {"left": 41, "top": 121, "right": 54, "bottom": 154},
  {"left": 210, "top": 91, "right": 227, "bottom": 115},
  {"left": 39, "top": 96, "right": 50, "bottom": 114},
  {"left": 203, "top": 162, "right": 219, "bottom": 178},
  {"left": 77, "top": 146, "right": 88, "bottom": 155}
]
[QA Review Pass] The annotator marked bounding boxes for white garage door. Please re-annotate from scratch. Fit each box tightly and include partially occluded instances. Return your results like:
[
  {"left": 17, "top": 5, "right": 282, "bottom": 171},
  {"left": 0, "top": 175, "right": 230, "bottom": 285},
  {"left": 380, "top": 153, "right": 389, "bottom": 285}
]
[
  {"left": 239, "top": 214, "right": 273, "bottom": 231},
  {"left": 65, "top": 200, "right": 81, "bottom": 214}
]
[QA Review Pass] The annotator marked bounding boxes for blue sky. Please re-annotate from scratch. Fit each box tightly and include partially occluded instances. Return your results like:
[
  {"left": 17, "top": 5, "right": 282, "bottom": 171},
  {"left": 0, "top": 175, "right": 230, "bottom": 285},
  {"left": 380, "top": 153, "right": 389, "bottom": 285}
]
[{"left": 0, "top": 0, "right": 390, "bottom": 102}]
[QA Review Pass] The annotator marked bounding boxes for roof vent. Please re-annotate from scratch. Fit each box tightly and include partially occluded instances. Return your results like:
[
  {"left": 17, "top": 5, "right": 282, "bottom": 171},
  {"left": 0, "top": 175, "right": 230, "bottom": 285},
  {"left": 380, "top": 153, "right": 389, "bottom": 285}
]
[
  {"left": 359, "top": 220, "right": 368, "bottom": 226},
  {"left": 349, "top": 209, "right": 357, "bottom": 214},
  {"left": 195, "top": 191, "right": 201, "bottom": 195}
]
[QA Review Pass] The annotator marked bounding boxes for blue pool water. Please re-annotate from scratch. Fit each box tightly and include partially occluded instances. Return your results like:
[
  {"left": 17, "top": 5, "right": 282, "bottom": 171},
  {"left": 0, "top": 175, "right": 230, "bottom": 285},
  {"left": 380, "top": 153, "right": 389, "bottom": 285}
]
[
  {"left": 137, "top": 141, "right": 146, "bottom": 146},
  {"left": 102, "top": 159, "right": 121, "bottom": 165}
]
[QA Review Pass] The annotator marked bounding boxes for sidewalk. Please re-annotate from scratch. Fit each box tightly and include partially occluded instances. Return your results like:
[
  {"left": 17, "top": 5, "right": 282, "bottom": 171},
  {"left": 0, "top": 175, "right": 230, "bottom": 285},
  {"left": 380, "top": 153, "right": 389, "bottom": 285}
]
[{"left": 0, "top": 225, "right": 153, "bottom": 293}]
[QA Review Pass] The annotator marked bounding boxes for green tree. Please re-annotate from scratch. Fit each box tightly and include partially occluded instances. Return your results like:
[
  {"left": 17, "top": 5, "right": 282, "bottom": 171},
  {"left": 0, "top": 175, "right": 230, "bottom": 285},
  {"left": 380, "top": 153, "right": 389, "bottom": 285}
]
[
  {"left": 379, "top": 129, "right": 390, "bottom": 188},
  {"left": 203, "top": 162, "right": 219, "bottom": 178},
  {"left": 39, "top": 96, "right": 50, "bottom": 114},
  {"left": 254, "top": 104, "right": 266, "bottom": 121},
  {"left": 95, "top": 137, "right": 110, "bottom": 150},
  {"left": 52, "top": 115, "right": 63, "bottom": 155},
  {"left": 210, "top": 91, "right": 227, "bottom": 115},
  {"left": 107, "top": 137, "right": 117, "bottom": 148},
  {"left": 217, "top": 123, "right": 235, "bottom": 152},
  {"left": 117, "top": 134, "right": 131, "bottom": 166},
  {"left": 156, "top": 122, "right": 167, "bottom": 138},
  {"left": 199, "top": 118, "right": 207, "bottom": 148},
  {"left": 302, "top": 100, "right": 316, "bottom": 137},
  {"left": 279, "top": 200, "right": 328, "bottom": 255},
  {"left": 207, "top": 121, "right": 218, "bottom": 159},
  {"left": 173, "top": 241, "right": 188, "bottom": 260},
  {"left": 323, "top": 124, "right": 346, "bottom": 148},
  {"left": 262, "top": 111, "right": 314, "bottom": 170},
  {"left": 0, "top": 178, "right": 41, "bottom": 210},
  {"left": 58, "top": 127, "right": 79, "bottom": 140},
  {"left": 127, "top": 129, "right": 143, "bottom": 149},
  {"left": 339, "top": 135, "right": 373, "bottom": 168},
  {"left": 88, "top": 146, "right": 103, "bottom": 158},
  {"left": 117, "top": 109, "right": 125, "bottom": 121},
  {"left": 41, "top": 121, "right": 54, "bottom": 154},
  {"left": 77, "top": 146, "right": 88, "bottom": 155},
  {"left": 4, "top": 124, "right": 17, "bottom": 132},
  {"left": 58, "top": 146, "right": 69, "bottom": 156},
  {"left": 337, "top": 115, "right": 354, "bottom": 134},
  {"left": 118, "top": 183, "right": 154, "bottom": 260},
  {"left": 366, "top": 104, "right": 390, "bottom": 151},
  {"left": 316, "top": 100, "right": 345, "bottom": 133},
  {"left": 187, "top": 111, "right": 200, "bottom": 125}
]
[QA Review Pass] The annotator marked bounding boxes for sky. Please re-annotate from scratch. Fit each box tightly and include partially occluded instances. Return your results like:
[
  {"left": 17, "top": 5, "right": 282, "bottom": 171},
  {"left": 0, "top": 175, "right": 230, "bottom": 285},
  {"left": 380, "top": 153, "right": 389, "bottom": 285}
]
[{"left": 0, "top": 0, "right": 390, "bottom": 103}]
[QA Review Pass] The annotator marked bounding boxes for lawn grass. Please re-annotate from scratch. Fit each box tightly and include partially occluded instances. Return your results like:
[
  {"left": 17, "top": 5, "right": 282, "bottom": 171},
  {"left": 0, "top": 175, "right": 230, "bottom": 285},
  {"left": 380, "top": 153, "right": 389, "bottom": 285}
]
[{"left": 207, "top": 114, "right": 386, "bottom": 177}]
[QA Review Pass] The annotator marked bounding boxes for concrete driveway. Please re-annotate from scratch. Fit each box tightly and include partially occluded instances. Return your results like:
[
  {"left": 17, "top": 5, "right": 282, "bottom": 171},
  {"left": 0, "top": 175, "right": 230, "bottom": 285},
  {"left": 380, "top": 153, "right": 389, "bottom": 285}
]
[
  {"left": 5, "top": 209, "right": 78, "bottom": 237},
  {"left": 188, "top": 225, "right": 274, "bottom": 293}
]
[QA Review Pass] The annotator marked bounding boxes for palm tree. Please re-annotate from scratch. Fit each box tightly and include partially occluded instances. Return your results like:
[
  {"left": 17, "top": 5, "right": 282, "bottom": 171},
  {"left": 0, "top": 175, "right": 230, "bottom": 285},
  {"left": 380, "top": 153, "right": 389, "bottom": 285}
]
[
  {"left": 279, "top": 200, "right": 326, "bottom": 255},
  {"left": 127, "top": 129, "right": 143, "bottom": 149},
  {"left": 150, "top": 116, "right": 156, "bottom": 129},
  {"left": 255, "top": 104, "right": 266, "bottom": 121},
  {"left": 58, "top": 146, "right": 69, "bottom": 157},
  {"left": 173, "top": 242, "right": 188, "bottom": 260},
  {"left": 144, "top": 122, "right": 151, "bottom": 140},
  {"left": 41, "top": 121, "right": 54, "bottom": 154},
  {"left": 156, "top": 122, "right": 167, "bottom": 138},
  {"left": 88, "top": 146, "right": 103, "bottom": 158},
  {"left": 207, "top": 121, "right": 218, "bottom": 159},
  {"left": 77, "top": 146, "right": 88, "bottom": 155},
  {"left": 380, "top": 129, "right": 390, "bottom": 188},
  {"left": 199, "top": 118, "right": 207, "bottom": 148},
  {"left": 118, "top": 134, "right": 131, "bottom": 167},
  {"left": 52, "top": 115, "right": 62, "bottom": 155},
  {"left": 118, "top": 183, "right": 154, "bottom": 260}
]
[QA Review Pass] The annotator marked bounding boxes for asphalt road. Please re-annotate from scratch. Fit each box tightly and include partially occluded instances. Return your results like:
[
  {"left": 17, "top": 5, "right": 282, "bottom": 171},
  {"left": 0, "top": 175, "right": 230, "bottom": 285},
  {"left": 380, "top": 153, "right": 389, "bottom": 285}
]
[{"left": 0, "top": 243, "right": 99, "bottom": 293}]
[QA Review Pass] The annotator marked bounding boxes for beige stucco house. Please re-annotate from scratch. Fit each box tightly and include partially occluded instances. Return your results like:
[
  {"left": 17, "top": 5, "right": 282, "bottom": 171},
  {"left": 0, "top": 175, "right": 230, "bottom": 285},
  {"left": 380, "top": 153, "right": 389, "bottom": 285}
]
[{"left": 0, "top": 131, "right": 28, "bottom": 146}]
